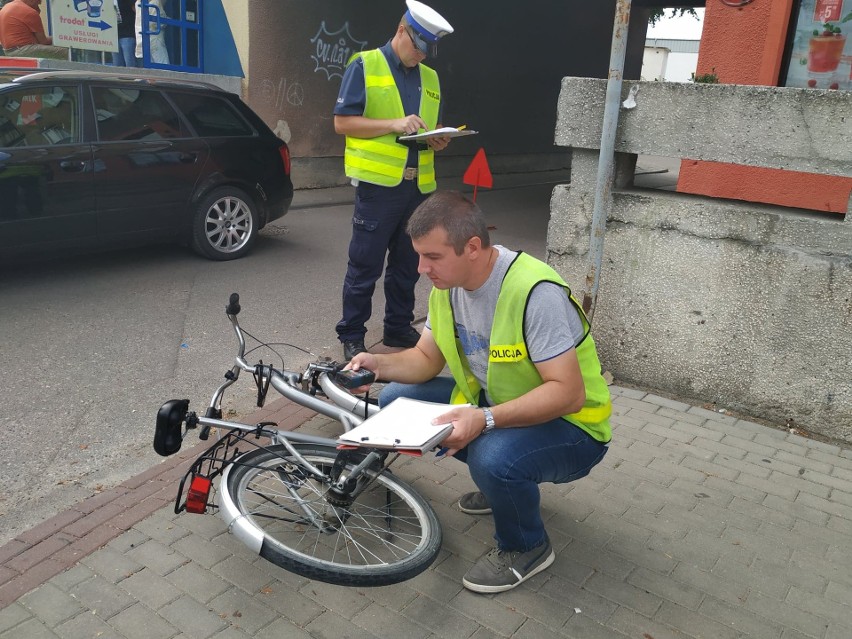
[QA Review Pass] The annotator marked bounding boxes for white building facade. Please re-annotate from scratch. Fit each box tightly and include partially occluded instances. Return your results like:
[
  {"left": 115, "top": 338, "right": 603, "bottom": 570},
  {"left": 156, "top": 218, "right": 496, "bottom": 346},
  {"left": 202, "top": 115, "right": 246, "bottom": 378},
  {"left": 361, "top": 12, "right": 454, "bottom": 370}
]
[{"left": 642, "top": 38, "right": 699, "bottom": 82}]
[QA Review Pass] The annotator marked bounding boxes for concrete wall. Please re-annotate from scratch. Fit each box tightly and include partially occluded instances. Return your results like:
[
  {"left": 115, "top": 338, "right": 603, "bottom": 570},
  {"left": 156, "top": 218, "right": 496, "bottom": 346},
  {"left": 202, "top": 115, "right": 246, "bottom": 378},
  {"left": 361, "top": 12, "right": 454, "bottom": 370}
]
[{"left": 549, "top": 77, "right": 852, "bottom": 443}]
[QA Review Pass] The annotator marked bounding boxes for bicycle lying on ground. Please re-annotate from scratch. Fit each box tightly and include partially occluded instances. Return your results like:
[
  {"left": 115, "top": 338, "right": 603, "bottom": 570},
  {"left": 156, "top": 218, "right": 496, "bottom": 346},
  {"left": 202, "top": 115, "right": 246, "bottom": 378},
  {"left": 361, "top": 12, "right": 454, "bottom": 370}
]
[{"left": 153, "top": 293, "right": 442, "bottom": 586}]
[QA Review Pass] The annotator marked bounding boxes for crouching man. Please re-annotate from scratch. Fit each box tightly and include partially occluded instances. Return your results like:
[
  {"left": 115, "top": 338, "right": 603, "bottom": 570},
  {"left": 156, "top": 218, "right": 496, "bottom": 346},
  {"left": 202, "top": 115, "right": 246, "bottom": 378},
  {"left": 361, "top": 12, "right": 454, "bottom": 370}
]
[{"left": 347, "top": 190, "right": 612, "bottom": 593}]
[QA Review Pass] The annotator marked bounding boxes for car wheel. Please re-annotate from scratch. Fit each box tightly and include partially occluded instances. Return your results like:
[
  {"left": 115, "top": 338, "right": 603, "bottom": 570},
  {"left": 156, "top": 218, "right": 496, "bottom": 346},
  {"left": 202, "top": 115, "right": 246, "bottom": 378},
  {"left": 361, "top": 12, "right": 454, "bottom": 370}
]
[{"left": 191, "top": 187, "right": 259, "bottom": 260}]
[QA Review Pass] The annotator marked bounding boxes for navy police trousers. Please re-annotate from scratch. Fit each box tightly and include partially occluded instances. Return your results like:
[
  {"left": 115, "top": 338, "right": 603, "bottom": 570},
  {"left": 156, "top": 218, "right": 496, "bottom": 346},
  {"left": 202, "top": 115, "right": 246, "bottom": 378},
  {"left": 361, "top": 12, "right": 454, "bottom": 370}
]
[{"left": 336, "top": 179, "right": 428, "bottom": 342}]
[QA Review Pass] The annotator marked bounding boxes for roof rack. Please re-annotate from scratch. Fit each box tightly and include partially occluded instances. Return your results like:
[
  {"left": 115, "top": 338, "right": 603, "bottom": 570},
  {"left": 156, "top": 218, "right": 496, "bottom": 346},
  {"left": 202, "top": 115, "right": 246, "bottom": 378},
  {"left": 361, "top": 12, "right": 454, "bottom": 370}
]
[{"left": 9, "top": 70, "right": 221, "bottom": 92}]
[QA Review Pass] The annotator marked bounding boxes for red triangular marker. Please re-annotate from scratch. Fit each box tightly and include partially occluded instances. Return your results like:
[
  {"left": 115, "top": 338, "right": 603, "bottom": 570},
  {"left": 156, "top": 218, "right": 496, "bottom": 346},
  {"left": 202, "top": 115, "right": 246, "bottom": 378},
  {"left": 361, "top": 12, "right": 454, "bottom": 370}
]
[{"left": 463, "top": 148, "right": 493, "bottom": 201}]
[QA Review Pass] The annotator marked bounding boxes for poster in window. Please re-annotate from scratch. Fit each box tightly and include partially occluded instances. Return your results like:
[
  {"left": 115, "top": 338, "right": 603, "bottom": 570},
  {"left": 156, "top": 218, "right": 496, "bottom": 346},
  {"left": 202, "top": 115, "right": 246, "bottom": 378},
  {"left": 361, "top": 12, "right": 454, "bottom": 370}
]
[
  {"left": 19, "top": 94, "right": 43, "bottom": 126},
  {"left": 784, "top": 0, "right": 851, "bottom": 90}
]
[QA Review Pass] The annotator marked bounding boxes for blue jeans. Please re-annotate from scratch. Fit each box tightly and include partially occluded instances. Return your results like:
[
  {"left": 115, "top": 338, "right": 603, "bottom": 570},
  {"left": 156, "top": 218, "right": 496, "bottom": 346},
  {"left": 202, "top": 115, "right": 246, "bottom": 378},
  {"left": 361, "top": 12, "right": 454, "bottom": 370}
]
[
  {"left": 110, "top": 37, "right": 139, "bottom": 67},
  {"left": 380, "top": 377, "right": 609, "bottom": 552}
]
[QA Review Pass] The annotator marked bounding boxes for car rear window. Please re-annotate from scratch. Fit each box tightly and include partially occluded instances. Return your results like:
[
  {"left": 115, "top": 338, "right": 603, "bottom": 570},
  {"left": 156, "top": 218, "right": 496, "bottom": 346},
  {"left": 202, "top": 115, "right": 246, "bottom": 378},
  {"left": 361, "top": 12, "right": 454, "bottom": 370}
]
[
  {"left": 92, "top": 86, "right": 191, "bottom": 142},
  {"left": 168, "top": 92, "right": 254, "bottom": 137},
  {"left": 0, "top": 85, "right": 80, "bottom": 147}
]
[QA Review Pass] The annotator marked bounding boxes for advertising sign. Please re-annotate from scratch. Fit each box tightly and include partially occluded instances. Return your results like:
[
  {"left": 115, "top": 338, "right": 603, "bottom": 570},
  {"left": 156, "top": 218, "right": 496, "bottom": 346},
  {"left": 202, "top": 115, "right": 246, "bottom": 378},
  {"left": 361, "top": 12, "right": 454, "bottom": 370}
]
[
  {"left": 50, "top": 0, "right": 118, "bottom": 53},
  {"left": 785, "top": 0, "right": 852, "bottom": 90}
]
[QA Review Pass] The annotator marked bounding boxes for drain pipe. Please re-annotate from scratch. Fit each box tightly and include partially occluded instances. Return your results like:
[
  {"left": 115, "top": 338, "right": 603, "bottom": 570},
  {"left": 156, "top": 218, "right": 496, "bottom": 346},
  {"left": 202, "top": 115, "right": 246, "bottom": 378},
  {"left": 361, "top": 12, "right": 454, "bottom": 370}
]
[{"left": 582, "top": 0, "right": 633, "bottom": 321}]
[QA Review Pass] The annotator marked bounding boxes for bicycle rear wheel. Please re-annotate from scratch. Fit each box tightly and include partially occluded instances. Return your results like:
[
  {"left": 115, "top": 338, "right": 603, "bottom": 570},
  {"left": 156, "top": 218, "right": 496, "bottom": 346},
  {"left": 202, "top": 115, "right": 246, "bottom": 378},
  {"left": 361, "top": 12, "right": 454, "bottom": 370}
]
[{"left": 219, "top": 444, "right": 442, "bottom": 586}]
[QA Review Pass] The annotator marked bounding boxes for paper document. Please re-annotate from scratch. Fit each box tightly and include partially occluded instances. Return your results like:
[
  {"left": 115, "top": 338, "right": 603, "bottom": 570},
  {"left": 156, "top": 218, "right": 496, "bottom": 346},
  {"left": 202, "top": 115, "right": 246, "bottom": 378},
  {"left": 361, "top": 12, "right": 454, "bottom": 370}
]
[
  {"left": 399, "top": 126, "right": 478, "bottom": 141},
  {"left": 338, "top": 397, "right": 470, "bottom": 453}
]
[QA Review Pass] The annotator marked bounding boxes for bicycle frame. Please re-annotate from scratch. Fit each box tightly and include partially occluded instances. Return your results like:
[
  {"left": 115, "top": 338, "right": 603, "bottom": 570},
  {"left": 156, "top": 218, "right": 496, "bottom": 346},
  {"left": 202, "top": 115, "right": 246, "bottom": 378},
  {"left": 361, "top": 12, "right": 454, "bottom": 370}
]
[
  {"left": 154, "top": 294, "right": 444, "bottom": 587},
  {"left": 156, "top": 293, "right": 383, "bottom": 515}
]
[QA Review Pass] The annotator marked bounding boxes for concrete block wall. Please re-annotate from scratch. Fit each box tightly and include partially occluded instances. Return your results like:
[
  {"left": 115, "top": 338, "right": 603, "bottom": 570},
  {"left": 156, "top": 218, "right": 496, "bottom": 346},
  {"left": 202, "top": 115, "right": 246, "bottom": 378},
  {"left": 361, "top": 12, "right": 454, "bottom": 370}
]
[{"left": 549, "top": 78, "right": 852, "bottom": 443}]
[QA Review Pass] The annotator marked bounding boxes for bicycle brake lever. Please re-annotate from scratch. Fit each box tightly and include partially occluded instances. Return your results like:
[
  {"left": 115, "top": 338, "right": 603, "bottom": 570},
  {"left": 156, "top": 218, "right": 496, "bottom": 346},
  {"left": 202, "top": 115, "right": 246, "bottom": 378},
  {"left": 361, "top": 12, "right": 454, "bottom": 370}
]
[
  {"left": 199, "top": 407, "right": 222, "bottom": 440},
  {"left": 253, "top": 362, "right": 270, "bottom": 407}
]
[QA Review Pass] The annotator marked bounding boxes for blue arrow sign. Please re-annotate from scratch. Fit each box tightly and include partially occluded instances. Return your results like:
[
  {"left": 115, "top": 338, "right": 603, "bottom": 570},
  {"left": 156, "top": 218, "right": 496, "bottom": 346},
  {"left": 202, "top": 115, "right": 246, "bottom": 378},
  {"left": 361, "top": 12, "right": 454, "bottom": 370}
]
[{"left": 88, "top": 20, "right": 112, "bottom": 31}]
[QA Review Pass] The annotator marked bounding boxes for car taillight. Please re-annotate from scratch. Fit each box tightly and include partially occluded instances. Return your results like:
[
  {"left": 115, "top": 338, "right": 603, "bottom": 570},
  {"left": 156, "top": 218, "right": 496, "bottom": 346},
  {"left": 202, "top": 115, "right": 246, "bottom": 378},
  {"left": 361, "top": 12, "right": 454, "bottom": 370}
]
[
  {"left": 278, "top": 145, "right": 291, "bottom": 175},
  {"left": 186, "top": 476, "right": 211, "bottom": 514}
]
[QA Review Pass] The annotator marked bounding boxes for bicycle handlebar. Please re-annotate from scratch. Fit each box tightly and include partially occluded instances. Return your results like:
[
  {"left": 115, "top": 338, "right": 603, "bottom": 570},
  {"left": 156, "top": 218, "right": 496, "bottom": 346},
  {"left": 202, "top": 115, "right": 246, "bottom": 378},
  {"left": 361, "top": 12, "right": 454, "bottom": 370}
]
[{"left": 211, "top": 293, "right": 380, "bottom": 430}]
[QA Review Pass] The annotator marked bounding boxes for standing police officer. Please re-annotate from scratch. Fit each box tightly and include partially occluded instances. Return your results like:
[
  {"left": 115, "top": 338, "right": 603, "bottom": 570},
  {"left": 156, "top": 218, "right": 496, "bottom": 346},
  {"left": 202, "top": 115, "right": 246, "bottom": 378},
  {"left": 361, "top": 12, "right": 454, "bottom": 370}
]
[{"left": 334, "top": 0, "right": 454, "bottom": 361}]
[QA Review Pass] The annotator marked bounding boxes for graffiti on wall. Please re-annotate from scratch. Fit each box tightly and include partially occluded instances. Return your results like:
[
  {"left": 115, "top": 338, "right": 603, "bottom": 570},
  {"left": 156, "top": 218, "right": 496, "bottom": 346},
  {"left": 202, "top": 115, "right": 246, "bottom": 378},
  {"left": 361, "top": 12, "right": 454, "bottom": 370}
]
[
  {"left": 260, "top": 76, "right": 304, "bottom": 142},
  {"left": 261, "top": 77, "right": 305, "bottom": 113},
  {"left": 310, "top": 21, "right": 368, "bottom": 80}
]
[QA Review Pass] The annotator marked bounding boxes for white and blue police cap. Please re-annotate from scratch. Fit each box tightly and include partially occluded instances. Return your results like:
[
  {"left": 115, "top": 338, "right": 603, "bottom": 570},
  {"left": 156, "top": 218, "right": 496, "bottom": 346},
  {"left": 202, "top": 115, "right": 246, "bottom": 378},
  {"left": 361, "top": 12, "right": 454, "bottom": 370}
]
[{"left": 404, "top": 0, "right": 453, "bottom": 57}]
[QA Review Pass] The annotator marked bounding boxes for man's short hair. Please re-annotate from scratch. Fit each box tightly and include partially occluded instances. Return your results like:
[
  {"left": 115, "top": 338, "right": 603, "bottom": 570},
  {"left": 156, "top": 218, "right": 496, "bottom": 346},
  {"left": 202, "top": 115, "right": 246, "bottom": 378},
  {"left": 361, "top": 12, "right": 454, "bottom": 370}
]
[{"left": 407, "top": 191, "right": 490, "bottom": 255}]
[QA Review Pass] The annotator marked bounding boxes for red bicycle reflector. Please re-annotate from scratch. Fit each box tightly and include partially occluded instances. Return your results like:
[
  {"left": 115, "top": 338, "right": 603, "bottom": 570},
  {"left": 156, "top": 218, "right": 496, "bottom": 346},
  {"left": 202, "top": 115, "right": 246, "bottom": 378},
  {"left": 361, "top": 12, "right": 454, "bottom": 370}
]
[{"left": 186, "top": 476, "right": 211, "bottom": 514}]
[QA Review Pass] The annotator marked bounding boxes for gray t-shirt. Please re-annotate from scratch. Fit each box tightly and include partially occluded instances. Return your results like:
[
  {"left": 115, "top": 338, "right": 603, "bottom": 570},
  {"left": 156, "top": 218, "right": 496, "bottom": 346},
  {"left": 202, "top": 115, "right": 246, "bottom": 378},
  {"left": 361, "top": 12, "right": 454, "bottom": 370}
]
[{"left": 426, "top": 246, "right": 584, "bottom": 403}]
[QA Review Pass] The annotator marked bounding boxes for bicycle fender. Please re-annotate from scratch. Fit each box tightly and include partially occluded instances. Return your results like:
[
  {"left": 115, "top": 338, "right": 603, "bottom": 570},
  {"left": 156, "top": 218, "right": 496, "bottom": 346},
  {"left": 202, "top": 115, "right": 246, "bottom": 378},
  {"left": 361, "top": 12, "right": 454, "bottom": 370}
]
[
  {"left": 154, "top": 399, "right": 190, "bottom": 456},
  {"left": 218, "top": 461, "right": 265, "bottom": 554}
]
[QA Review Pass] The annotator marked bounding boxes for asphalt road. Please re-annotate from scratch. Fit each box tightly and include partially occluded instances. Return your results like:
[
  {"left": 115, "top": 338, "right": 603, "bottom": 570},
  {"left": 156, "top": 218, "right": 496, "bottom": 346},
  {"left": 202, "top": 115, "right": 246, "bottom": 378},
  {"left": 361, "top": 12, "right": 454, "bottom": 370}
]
[{"left": 0, "top": 177, "right": 558, "bottom": 544}]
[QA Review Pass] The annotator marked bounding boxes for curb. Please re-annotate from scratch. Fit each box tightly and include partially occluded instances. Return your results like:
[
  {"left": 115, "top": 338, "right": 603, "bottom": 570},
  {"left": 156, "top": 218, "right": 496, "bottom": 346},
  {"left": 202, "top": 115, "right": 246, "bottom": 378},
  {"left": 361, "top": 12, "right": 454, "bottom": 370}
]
[{"left": 0, "top": 397, "right": 316, "bottom": 609}]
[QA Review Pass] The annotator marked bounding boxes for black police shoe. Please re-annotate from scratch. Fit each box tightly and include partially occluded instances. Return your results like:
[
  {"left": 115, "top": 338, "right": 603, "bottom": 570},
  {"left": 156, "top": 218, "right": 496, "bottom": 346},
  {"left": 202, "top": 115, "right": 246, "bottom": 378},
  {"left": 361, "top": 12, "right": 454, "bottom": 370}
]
[
  {"left": 342, "top": 340, "right": 367, "bottom": 361},
  {"left": 382, "top": 326, "right": 421, "bottom": 349}
]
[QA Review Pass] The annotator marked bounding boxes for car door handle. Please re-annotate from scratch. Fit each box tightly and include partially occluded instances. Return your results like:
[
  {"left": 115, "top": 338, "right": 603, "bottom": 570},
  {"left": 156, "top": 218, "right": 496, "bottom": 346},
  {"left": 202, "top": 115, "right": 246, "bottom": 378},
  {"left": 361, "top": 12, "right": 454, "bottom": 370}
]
[
  {"left": 59, "top": 160, "right": 86, "bottom": 172},
  {"left": 179, "top": 152, "right": 198, "bottom": 163}
]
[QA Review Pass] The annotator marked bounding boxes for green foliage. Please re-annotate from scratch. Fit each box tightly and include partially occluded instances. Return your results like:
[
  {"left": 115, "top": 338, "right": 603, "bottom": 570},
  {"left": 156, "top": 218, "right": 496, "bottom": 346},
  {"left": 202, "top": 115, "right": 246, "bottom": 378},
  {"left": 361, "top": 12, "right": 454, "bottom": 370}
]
[
  {"left": 817, "top": 10, "right": 852, "bottom": 35},
  {"left": 690, "top": 68, "right": 719, "bottom": 83},
  {"left": 648, "top": 8, "right": 700, "bottom": 27},
  {"left": 817, "top": 22, "right": 842, "bottom": 35}
]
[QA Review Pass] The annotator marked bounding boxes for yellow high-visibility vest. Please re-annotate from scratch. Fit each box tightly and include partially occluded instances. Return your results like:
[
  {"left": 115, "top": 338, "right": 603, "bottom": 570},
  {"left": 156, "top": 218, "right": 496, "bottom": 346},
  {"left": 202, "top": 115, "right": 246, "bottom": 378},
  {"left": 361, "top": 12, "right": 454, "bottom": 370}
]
[
  {"left": 429, "top": 252, "right": 612, "bottom": 443},
  {"left": 344, "top": 49, "right": 439, "bottom": 192}
]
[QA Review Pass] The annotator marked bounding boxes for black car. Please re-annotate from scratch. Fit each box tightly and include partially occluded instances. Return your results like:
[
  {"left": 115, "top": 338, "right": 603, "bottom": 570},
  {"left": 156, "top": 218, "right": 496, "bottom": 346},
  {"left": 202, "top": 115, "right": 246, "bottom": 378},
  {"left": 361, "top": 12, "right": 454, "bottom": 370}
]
[{"left": 0, "top": 69, "right": 293, "bottom": 261}]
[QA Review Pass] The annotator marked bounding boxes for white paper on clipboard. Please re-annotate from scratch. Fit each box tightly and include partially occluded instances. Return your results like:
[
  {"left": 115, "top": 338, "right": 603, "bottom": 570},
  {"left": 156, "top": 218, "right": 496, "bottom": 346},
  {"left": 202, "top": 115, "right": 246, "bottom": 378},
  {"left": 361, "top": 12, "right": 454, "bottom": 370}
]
[
  {"left": 337, "top": 397, "right": 470, "bottom": 453},
  {"left": 399, "top": 126, "right": 478, "bottom": 141}
]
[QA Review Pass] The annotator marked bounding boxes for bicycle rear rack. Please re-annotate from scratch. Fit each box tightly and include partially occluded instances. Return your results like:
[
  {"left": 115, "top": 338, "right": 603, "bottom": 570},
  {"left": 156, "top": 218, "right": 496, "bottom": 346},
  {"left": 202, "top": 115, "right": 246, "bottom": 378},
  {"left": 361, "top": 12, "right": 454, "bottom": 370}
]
[{"left": 174, "top": 429, "right": 269, "bottom": 514}]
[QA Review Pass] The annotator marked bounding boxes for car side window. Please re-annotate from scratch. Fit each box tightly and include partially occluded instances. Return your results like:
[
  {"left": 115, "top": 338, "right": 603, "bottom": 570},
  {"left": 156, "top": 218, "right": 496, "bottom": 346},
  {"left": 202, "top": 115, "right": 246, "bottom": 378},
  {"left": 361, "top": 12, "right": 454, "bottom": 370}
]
[
  {"left": 168, "top": 92, "right": 254, "bottom": 137},
  {"left": 0, "top": 86, "right": 79, "bottom": 147},
  {"left": 92, "top": 86, "right": 190, "bottom": 142}
]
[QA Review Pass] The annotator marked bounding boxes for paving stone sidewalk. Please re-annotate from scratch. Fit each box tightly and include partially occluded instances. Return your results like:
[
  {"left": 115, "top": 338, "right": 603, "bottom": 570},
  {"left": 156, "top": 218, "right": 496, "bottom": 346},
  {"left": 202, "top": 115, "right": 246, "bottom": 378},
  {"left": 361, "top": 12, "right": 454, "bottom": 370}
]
[{"left": 1, "top": 386, "right": 851, "bottom": 639}]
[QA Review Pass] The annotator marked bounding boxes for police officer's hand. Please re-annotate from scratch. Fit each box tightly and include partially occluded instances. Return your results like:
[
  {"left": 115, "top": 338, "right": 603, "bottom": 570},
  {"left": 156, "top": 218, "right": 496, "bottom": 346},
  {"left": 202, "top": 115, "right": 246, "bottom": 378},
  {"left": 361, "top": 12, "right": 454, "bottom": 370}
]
[
  {"left": 427, "top": 135, "right": 450, "bottom": 151},
  {"left": 344, "top": 353, "right": 380, "bottom": 394},
  {"left": 432, "top": 405, "right": 487, "bottom": 456},
  {"left": 394, "top": 115, "right": 428, "bottom": 136}
]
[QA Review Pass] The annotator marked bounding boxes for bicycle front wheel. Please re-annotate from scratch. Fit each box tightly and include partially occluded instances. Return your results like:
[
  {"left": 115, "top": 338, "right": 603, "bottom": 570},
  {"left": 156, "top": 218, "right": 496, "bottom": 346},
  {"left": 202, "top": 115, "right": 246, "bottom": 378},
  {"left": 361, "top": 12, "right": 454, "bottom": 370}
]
[{"left": 219, "top": 444, "right": 442, "bottom": 587}]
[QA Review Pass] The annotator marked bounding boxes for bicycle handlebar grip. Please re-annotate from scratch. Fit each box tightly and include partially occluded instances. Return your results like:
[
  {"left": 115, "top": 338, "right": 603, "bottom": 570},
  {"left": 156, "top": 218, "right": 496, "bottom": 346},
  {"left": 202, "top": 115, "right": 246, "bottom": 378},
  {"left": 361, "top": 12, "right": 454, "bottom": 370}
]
[{"left": 226, "top": 293, "right": 241, "bottom": 316}]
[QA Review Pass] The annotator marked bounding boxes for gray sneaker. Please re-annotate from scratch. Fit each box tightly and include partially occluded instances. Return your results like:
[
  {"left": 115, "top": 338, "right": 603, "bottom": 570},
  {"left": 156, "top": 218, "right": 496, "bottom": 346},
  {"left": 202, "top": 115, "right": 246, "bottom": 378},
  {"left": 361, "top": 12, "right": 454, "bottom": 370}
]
[
  {"left": 462, "top": 538, "right": 555, "bottom": 593},
  {"left": 458, "top": 491, "right": 492, "bottom": 515}
]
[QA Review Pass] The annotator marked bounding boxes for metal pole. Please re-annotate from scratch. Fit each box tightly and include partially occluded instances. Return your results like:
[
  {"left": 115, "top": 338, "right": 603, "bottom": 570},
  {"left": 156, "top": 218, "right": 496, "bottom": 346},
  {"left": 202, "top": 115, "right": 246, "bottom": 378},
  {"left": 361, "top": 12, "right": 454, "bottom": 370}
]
[{"left": 582, "top": 0, "right": 633, "bottom": 321}]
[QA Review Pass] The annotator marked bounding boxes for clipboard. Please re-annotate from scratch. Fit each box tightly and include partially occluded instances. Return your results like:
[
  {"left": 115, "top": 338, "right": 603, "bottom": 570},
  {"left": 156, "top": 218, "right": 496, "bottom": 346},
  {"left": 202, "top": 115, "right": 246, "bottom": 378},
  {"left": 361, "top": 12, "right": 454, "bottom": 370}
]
[
  {"left": 398, "top": 126, "right": 478, "bottom": 142},
  {"left": 337, "top": 397, "right": 470, "bottom": 453}
]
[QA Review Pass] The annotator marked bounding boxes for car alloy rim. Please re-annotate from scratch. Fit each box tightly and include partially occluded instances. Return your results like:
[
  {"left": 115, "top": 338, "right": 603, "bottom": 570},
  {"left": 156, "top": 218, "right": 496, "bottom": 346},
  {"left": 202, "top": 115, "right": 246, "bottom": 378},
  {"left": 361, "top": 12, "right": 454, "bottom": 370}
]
[{"left": 205, "top": 196, "right": 253, "bottom": 253}]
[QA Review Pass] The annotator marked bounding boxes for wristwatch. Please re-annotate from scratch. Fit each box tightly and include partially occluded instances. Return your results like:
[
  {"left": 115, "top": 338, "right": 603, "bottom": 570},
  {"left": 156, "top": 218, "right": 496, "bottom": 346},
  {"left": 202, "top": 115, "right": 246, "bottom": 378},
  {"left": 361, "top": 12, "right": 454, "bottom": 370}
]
[{"left": 482, "top": 407, "right": 496, "bottom": 432}]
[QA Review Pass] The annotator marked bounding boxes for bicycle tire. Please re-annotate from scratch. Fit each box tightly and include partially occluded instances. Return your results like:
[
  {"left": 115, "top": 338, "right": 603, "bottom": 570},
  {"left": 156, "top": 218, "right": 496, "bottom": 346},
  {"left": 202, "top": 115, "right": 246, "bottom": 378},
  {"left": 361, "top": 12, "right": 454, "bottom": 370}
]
[{"left": 219, "top": 443, "right": 442, "bottom": 586}]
